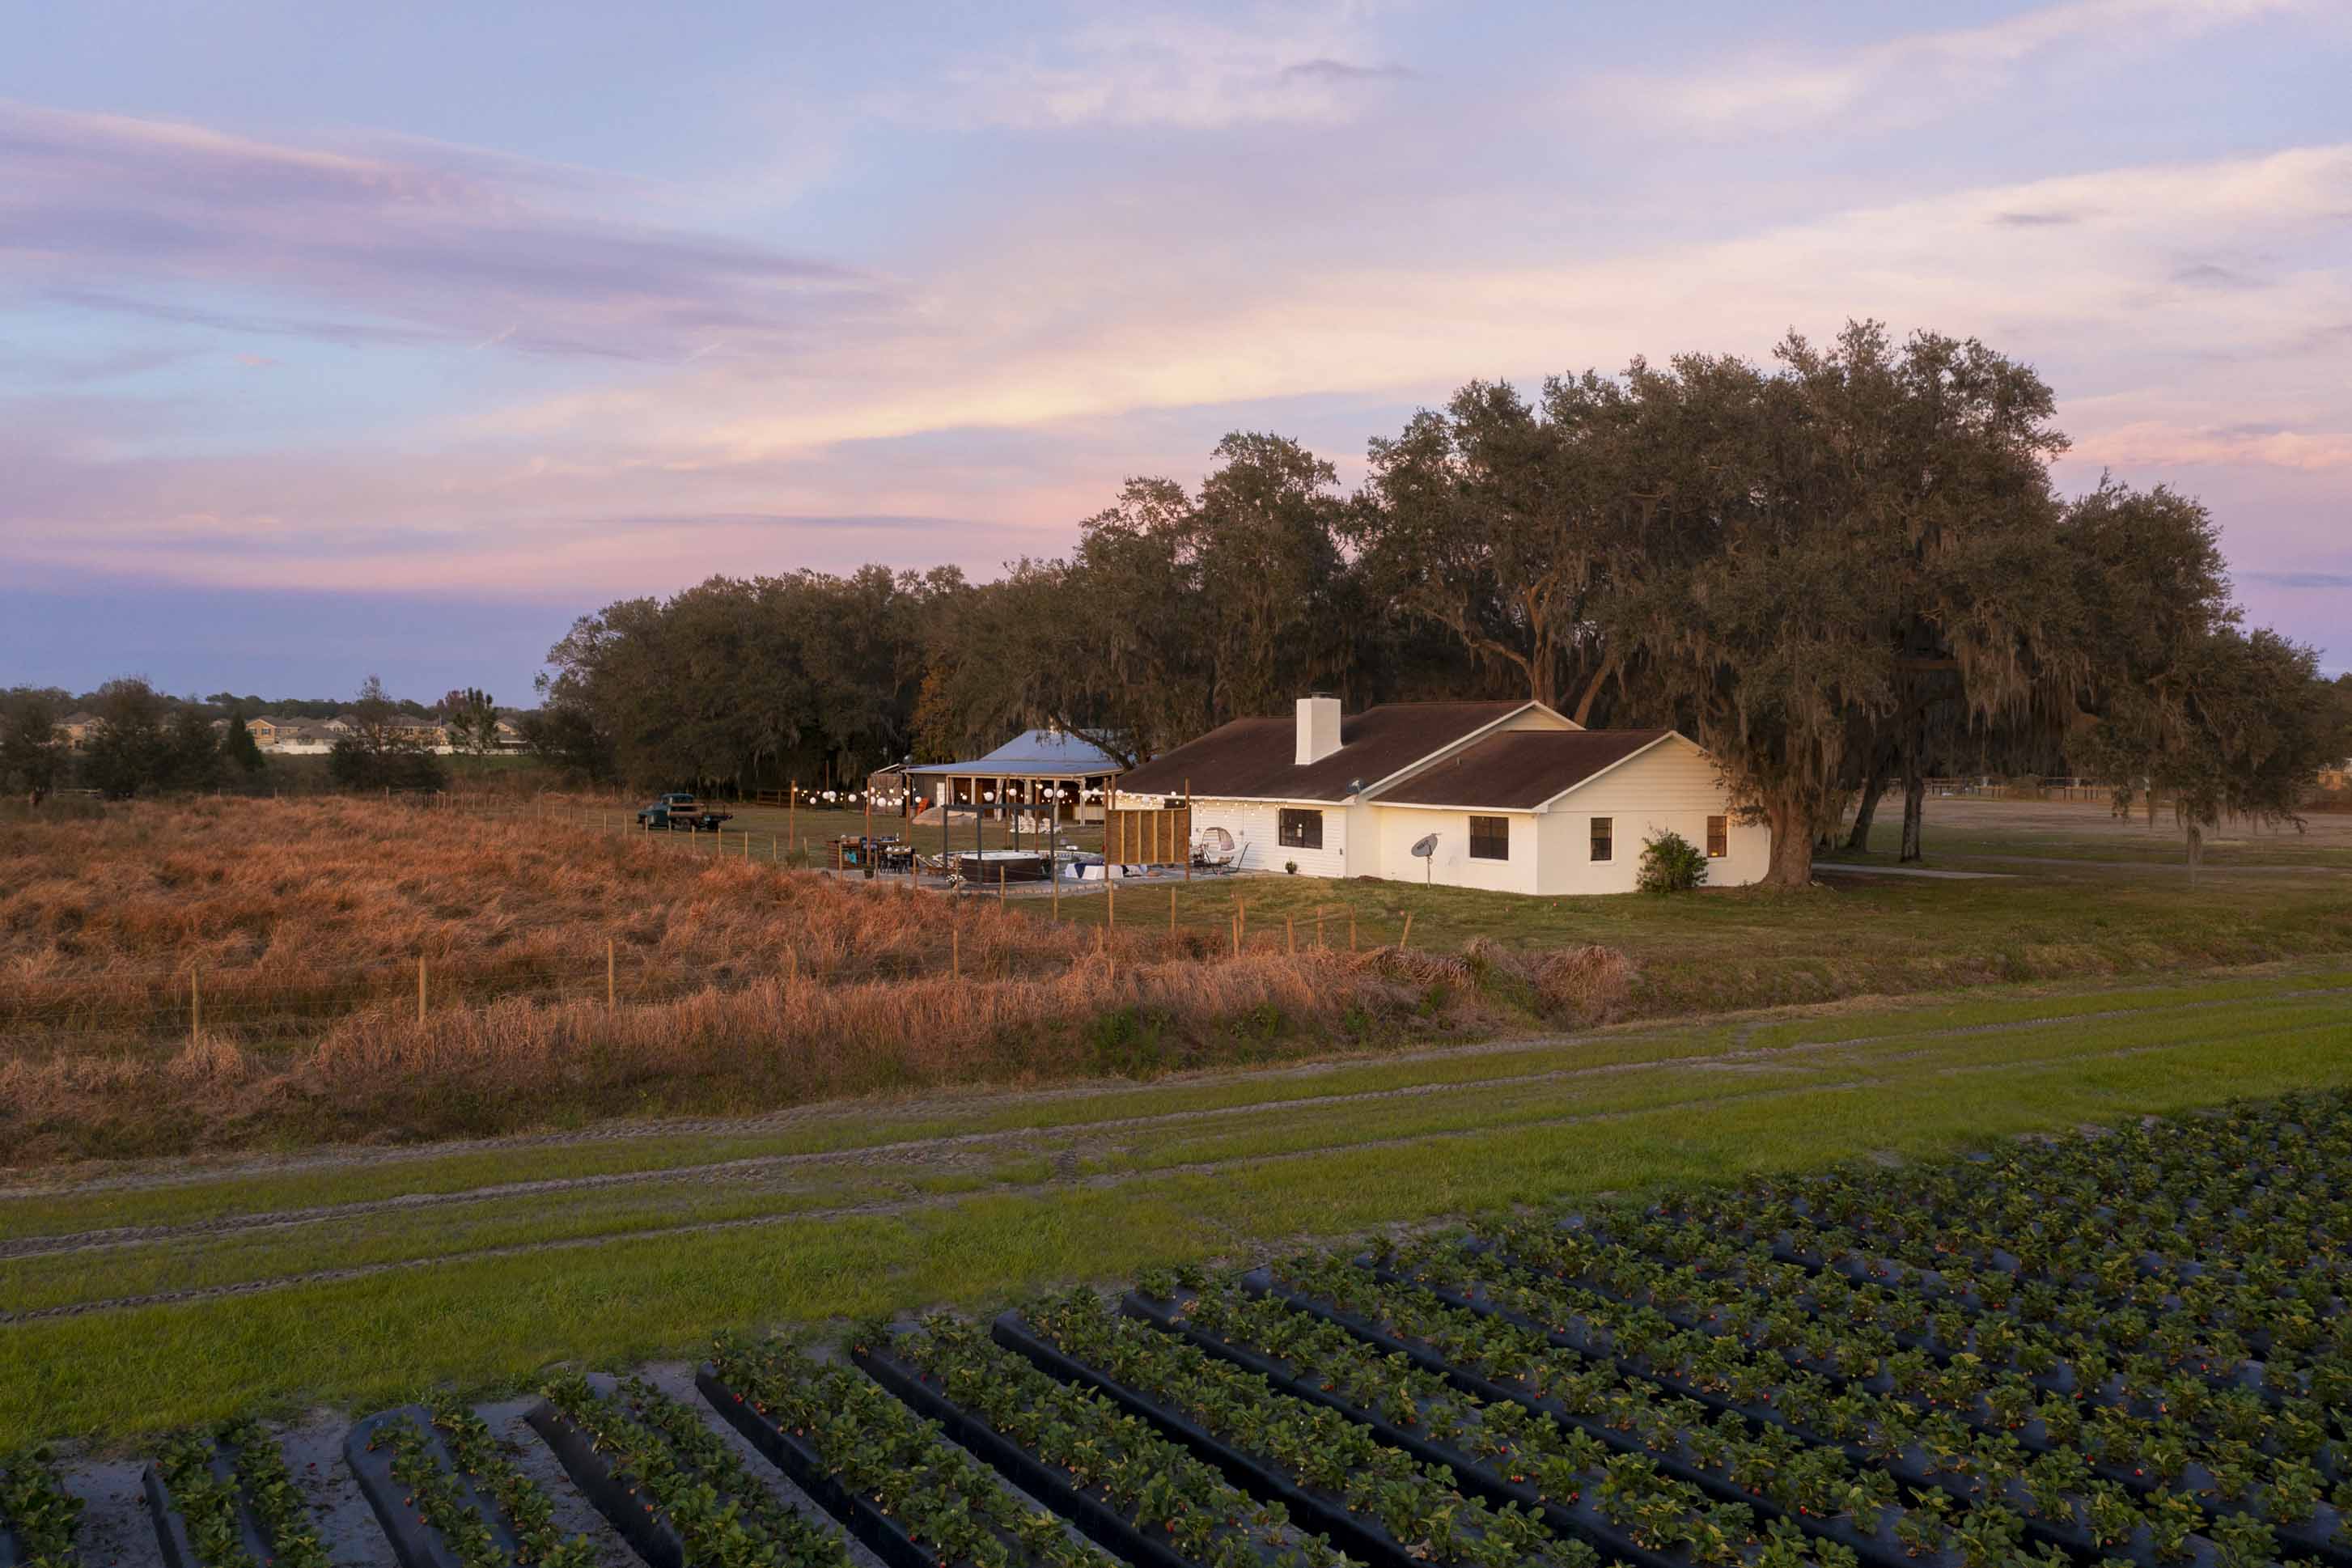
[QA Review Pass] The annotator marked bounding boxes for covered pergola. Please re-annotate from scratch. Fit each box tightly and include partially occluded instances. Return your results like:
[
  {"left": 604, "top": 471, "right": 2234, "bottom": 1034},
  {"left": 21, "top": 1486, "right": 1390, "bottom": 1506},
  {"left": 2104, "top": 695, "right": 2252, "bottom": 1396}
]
[{"left": 904, "top": 728, "right": 1124, "bottom": 823}]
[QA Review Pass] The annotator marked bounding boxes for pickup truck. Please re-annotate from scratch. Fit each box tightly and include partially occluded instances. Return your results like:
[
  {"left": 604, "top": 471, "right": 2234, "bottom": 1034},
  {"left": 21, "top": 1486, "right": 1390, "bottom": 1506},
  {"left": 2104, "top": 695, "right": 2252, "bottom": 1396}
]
[{"left": 636, "top": 793, "right": 734, "bottom": 833}]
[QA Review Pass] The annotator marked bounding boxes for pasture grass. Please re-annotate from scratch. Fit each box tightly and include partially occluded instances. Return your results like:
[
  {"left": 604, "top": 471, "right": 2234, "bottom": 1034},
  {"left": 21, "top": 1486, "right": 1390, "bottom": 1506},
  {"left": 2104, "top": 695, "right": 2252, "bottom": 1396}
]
[{"left": 1032, "top": 858, "right": 2352, "bottom": 1015}]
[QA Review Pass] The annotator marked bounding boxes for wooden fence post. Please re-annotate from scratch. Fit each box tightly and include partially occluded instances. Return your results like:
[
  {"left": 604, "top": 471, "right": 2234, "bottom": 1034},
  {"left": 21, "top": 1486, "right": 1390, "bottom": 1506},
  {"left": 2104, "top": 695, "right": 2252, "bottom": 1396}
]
[
  {"left": 1107, "top": 873, "right": 1115, "bottom": 932},
  {"left": 1314, "top": 909, "right": 1325, "bottom": 949},
  {"left": 1350, "top": 909, "right": 1357, "bottom": 951},
  {"left": 1169, "top": 885, "right": 1176, "bottom": 937},
  {"left": 1286, "top": 914, "right": 1295, "bottom": 955},
  {"left": 998, "top": 865, "right": 1006, "bottom": 905},
  {"left": 951, "top": 926, "right": 960, "bottom": 981},
  {"left": 1400, "top": 913, "right": 1414, "bottom": 949},
  {"left": 607, "top": 939, "right": 616, "bottom": 1010},
  {"left": 417, "top": 955, "right": 427, "bottom": 1024}
]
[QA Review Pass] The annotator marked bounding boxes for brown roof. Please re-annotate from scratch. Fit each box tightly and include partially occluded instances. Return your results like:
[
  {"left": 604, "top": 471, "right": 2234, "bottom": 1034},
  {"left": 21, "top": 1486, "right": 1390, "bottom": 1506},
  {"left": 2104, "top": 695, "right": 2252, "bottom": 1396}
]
[
  {"left": 1119, "top": 701, "right": 1532, "bottom": 803},
  {"left": 1374, "top": 728, "right": 1676, "bottom": 810}
]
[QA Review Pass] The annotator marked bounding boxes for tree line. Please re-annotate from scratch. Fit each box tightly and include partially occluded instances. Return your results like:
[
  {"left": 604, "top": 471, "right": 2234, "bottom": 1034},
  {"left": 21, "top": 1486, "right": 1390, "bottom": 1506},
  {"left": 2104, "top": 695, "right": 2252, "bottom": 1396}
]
[
  {"left": 0, "top": 677, "right": 516, "bottom": 801},
  {"left": 534, "top": 324, "right": 2346, "bottom": 884}
]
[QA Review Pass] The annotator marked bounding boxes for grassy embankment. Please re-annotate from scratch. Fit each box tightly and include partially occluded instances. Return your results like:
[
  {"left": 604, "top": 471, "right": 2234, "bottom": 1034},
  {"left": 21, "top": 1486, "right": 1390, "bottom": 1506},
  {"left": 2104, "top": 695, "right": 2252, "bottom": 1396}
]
[{"left": 2, "top": 961, "right": 2348, "bottom": 1447}]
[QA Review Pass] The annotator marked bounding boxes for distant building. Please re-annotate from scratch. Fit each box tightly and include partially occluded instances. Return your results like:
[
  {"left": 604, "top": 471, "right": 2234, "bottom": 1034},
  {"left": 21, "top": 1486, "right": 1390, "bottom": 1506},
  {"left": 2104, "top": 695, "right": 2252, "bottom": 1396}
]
[{"left": 58, "top": 711, "right": 100, "bottom": 748}]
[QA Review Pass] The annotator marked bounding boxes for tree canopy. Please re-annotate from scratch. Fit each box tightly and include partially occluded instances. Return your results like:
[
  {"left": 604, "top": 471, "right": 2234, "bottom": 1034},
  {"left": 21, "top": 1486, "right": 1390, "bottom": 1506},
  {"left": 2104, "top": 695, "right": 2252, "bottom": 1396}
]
[{"left": 524, "top": 321, "right": 2331, "bottom": 884}]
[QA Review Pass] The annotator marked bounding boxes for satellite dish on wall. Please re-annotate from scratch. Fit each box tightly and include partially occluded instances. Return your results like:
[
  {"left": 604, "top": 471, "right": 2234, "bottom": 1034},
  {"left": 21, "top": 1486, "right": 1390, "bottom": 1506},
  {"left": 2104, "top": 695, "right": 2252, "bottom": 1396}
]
[{"left": 1410, "top": 832, "right": 1438, "bottom": 884}]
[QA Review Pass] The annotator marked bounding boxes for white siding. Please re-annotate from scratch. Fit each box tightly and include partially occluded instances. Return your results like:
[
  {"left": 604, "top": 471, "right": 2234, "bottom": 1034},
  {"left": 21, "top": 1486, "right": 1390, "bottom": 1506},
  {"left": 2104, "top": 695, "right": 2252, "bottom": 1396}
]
[
  {"left": 1532, "top": 736, "right": 1769, "bottom": 893},
  {"left": 1173, "top": 798, "right": 1350, "bottom": 878},
  {"left": 1367, "top": 806, "right": 1540, "bottom": 894}
]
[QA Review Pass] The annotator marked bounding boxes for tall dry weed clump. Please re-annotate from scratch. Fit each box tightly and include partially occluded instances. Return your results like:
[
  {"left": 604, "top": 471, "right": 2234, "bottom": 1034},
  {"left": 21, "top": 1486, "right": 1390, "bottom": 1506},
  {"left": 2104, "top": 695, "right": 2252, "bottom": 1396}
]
[
  {"left": 2, "top": 947, "right": 1473, "bottom": 1159},
  {"left": 0, "top": 798, "right": 1632, "bottom": 1163}
]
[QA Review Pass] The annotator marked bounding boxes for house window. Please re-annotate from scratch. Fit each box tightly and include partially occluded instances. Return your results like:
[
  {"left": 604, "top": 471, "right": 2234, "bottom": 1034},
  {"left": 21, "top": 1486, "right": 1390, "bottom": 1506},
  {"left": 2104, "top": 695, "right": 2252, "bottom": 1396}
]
[
  {"left": 1591, "top": 816, "right": 1613, "bottom": 862},
  {"left": 1278, "top": 808, "right": 1324, "bottom": 850},
  {"left": 1468, "top": 815, "right": 1510, "bottom": 860},
  {"left": 1706, "top": 816, "right": 1728, "bottom": 858}
]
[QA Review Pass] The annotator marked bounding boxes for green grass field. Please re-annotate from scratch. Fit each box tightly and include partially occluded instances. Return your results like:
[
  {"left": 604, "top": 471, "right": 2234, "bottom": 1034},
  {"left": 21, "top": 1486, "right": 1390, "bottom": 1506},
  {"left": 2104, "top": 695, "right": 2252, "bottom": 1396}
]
[{"left": 6, "top": 959, "right": 2349, "bottom": 1451}]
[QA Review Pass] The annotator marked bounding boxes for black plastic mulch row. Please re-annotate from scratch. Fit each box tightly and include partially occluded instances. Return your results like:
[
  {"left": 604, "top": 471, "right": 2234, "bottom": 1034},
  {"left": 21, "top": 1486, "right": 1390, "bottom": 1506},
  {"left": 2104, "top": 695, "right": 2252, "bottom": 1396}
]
[
  {"left": 697, "top": 1362, "right": 1089, "bottom": 1568},
  {"left": 990, "top": 1309, "right": 1450, "bottom": 1568},
  {"left": 345, "top": 1407, "right": 527, "bottom": 1568},
  {"left": 1484, "top": 1235, "right": 2350, "bottom": 1565},
  {"left": 1262, "top": 1265, "right": 1956, "bottom": 1568},
  {"left": 1121, "top": 1287, "right": 1694, "bottom": 1568},
  {"left": 142, "top": 1445, "right": 276, "bottom": 1568},
  {"left": 853, "top": 1343, "right": 1263, "bottom": 1568},
  {"left": 1347, "top": 1262, "right": 2212, "bottom": 1568},
  {"left": 524, "top": 1388, "right": 689, "bottom": 1568}
]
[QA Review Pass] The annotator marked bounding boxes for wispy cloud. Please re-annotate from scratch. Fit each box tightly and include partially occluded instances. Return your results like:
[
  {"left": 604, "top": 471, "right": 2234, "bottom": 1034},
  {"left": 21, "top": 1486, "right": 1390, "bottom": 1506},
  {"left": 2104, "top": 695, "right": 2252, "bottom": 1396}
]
[
  {"left": 1598, "top": 0, "right": 2306, "bottom": 135},
  {"left": 0, "top": 100, "right": 892, "bottom": 363},
  {"left": 899, "top": 6, "right": 1413, "bottom": 130},
  {"left": 478, "top": 142, "right": 2352, "bottom": 477},
  {"left": 2240, "top": 570, "right": 2352, "bottom": 589}
]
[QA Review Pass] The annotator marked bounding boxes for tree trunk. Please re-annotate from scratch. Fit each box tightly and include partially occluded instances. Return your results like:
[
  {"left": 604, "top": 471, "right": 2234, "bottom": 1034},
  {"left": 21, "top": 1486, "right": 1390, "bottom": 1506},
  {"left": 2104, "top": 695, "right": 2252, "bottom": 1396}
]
[
  {"left": 1761, "top": 799, "right": 1816, "bottom": 889},
  {"left": 2185, "top": 822, "right": 2202, "bottom": 886},
  {"left": 1897, "top": 706, "right": 1926, "bottom": 863},
  {"left": 1845, "top": 766, "right": 1892, "bottom": 851},
  {"left": 1569, "top": 655, "right": 1619, "bottom": 727}
]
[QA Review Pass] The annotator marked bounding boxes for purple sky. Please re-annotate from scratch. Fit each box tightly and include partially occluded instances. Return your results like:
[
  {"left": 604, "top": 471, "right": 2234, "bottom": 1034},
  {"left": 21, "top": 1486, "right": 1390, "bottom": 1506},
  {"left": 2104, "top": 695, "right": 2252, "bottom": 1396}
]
[{"left": 4, "top": 0, "right": 2347, "bottom": 703}]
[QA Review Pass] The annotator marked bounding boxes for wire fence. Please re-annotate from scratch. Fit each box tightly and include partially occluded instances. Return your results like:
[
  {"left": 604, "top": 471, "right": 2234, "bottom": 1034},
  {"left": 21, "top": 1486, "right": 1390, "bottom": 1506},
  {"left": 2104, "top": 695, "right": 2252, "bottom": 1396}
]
[{"left": 4, "top": 799, "right": 1413, "bottom": 1053}]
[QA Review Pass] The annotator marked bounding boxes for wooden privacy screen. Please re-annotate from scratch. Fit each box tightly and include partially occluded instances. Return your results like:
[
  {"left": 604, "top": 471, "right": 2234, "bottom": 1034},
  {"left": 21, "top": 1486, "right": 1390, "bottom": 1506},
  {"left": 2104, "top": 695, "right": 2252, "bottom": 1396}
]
[{"left": 1104, "top": 807, "right": 1192, "bottom": 864}]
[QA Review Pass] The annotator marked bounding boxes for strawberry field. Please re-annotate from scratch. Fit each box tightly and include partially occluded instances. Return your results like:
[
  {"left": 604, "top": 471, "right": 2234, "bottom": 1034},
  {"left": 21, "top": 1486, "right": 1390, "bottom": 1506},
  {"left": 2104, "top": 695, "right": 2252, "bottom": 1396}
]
[{"left": 16, "top": 1089, "right": 2352, "bottom": 1568}]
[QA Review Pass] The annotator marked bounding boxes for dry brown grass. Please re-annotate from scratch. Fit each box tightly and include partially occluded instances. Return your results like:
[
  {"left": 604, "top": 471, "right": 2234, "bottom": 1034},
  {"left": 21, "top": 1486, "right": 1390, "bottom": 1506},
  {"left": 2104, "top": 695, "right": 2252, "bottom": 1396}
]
[{"left": 0, "top": 799, "right": 1618, "bottom": 1164}]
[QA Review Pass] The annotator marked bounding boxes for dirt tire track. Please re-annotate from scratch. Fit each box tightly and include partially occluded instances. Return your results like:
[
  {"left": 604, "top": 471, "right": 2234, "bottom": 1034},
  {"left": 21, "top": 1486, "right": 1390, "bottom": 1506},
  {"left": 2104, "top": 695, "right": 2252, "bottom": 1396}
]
[
  {"left": 14, "top": 984, "right": 2345, "bottom": 1261},
  {"left": 16, "top": 968, "right": 2344, "bottom": 1202},
  {"left": 5, "top": 1025, "right": 2318, "bottom": 1325}
]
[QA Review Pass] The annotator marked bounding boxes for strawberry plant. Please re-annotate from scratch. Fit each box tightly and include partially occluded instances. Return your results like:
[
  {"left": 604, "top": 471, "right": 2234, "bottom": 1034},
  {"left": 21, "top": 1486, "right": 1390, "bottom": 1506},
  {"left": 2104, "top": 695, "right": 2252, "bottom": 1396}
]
[
  {"left": 0, "top": 1448, "right": 82, "bottom": 1568},
  {"left": 1020, "top": 1287, "right": 1599, "bottom": 1568},
  {"left": 361, "top": 1401, "right": 595, "bottom": 1568},
  {"left": 153, "top": 1421, "right": 331, "bottom": 1568},
  {"left": 707, "top": 1332, "right": 1118, "bottom": 1568},
  {"left": 536, "top": 1375, "right": 851, "bottom": 1568},
  {"left": 867, "top": 1313, "right": 1353, "bottom": 1568}
]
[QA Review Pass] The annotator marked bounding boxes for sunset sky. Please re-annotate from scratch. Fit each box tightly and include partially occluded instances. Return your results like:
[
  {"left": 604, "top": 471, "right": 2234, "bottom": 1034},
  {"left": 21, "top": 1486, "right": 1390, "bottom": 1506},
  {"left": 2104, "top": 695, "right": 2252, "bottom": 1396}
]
[{"left": 4, "top": 0, "right": 2347, "bottom": 701}]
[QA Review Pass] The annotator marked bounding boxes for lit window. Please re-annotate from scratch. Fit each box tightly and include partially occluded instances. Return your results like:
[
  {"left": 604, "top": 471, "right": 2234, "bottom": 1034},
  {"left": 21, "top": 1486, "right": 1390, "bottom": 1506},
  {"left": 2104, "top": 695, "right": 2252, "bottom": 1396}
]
[
  {"left": 1468, "top": 815, "right": 1510, "bottom": 860},
  {"left": 1278, "top": 808, "right": 1323, "bottom": 849},
  {"left": 1591, "top": 816, "right": 1613, "bottom": 862},
  {"left": 1707, "top": 816, "right": 1728, "bottom": 858}
]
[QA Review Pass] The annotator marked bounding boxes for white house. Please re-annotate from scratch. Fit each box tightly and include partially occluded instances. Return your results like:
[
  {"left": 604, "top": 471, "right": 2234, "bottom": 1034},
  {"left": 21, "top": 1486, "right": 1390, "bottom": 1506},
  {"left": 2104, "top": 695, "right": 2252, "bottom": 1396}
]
[{"left": 1112, "top": 696, "right": 1770, "bottom": 895}]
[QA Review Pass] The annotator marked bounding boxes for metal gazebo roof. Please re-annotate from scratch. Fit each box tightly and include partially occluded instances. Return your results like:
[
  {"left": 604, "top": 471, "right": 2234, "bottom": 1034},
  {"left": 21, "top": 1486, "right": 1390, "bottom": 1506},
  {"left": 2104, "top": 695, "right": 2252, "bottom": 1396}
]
[{"left": 909, "top": 728, "right": 1125, "bottom": 778}]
